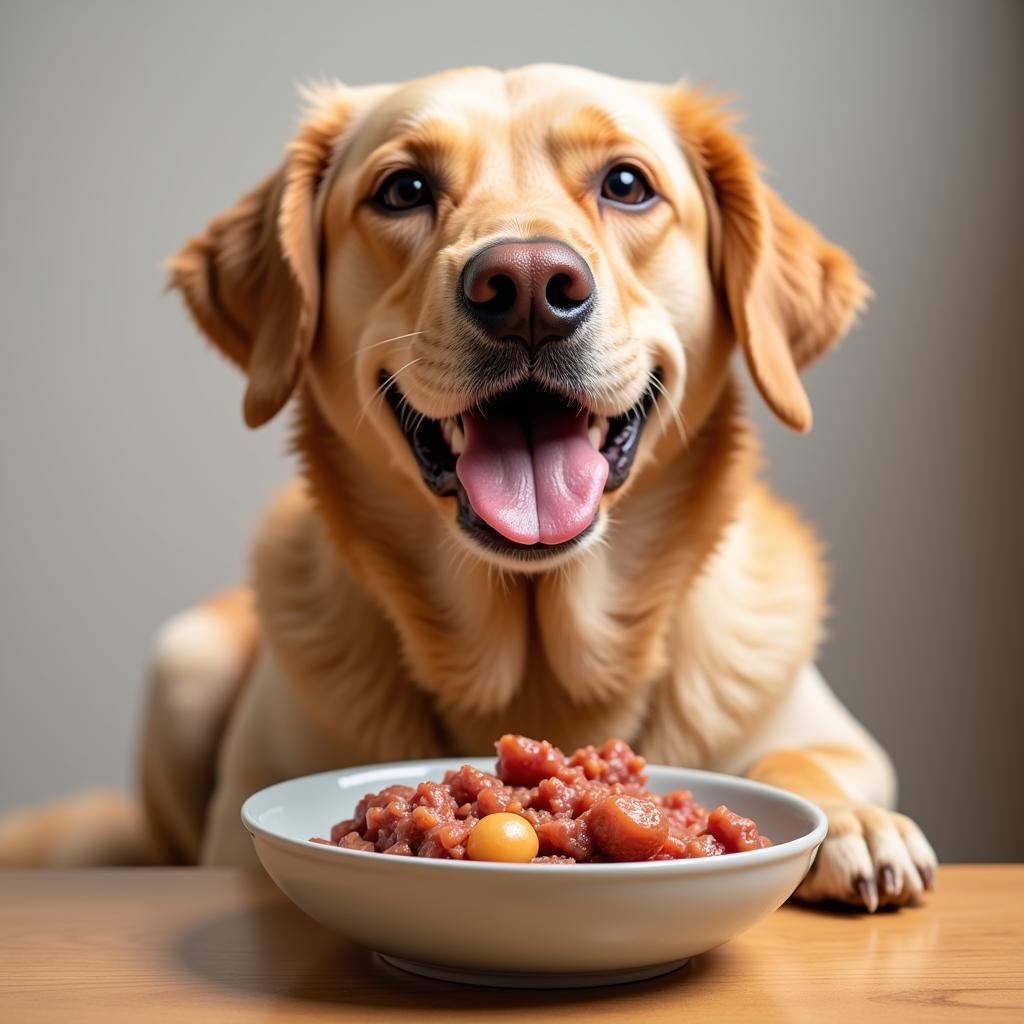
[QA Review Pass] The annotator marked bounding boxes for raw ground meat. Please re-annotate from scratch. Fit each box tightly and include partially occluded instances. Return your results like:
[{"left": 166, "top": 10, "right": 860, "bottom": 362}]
[{"left": 314, "top": 733, "right": 772, "bottom": 863}]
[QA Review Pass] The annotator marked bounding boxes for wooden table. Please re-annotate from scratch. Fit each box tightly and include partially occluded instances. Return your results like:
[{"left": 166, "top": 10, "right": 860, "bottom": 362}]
[{"left": 1, "top": 866, "right": 1021, "bottom": 1022}]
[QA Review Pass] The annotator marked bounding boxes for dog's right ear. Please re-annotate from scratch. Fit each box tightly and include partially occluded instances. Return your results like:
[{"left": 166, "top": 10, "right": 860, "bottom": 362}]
[
  {"left": 167, "top": 90, "right": 351, "bottom": 427},
  {"left": 667, "top": 86, "right": 870, "bottom": 432}
]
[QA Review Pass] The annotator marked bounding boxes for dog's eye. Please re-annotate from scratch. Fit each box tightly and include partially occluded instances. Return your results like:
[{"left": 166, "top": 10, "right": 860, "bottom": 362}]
[
  {"left": 600, "top": 165, "right": 655, "bottom": 207},
  {"left": 374, "top": 170, "right": 434, "bottom": 212}
]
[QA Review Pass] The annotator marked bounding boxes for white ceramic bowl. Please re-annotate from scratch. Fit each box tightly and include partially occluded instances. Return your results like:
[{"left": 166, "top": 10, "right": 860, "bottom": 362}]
[{"left": 242, "top": 758, "right": 827, "bottom": 988}]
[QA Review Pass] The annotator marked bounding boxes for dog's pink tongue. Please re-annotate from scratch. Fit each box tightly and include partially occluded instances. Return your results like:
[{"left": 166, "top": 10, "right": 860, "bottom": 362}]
[
  {"left": 531, "top": 410, "right": 609, "bottom": 544},
  {"left": 457, "top": 408, "right": 608, "bottom": 546}
]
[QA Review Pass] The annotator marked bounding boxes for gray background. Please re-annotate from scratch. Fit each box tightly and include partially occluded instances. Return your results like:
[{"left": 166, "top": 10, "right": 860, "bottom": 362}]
[{"left": 1, "top": 0, "right": 1021, "bottom": 862}]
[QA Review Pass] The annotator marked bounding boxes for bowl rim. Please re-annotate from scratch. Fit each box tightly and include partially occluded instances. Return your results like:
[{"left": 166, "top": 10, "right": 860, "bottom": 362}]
[{"left": 242, "top": 757, "right": 828, "bottom": 877}]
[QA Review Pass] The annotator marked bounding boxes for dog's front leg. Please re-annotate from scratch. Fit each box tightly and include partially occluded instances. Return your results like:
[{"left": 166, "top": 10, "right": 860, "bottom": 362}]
[
  {"left": 748, "top": 747, "right": 937, "bottom": 911},
  {"left": 728, "top": 666, "right": 938, "bottom": 911}
]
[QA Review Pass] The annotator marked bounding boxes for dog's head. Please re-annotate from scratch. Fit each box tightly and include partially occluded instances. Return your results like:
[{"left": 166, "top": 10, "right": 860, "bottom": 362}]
[{"left": 170, "top": 65, "right": 867, "bottom": 570}]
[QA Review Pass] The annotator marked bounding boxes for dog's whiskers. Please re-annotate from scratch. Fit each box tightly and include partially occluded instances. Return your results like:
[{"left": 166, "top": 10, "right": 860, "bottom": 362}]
[
  {"left": 486, "top": 560, "right": 514, "bottom": 596},
  {"left": 355, "top": 357, "right": 423, "bottom": 430},
  {"left": 648, "top": 373, "right": 688, "bottom": 447},
  {"left": 348, "top": 330, "right": 425, "bottom": 361},
  {"left": 397, "top": 393, "right": 420, "bottom": 435},
  {"left": 648, "top": 385, "right": 670, "bottom": 443}
]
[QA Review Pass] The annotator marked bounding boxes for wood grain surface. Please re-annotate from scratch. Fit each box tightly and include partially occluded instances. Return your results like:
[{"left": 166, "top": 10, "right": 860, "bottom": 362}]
[{"left": 0, "top": 866, "right": 1021, "bottom": 1022}]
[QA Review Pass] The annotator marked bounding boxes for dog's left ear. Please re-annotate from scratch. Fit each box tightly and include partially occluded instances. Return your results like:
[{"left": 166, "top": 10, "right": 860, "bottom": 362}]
[
  {"left": 669, "top": 89, "right": 870, "bottom": 432},
  {"left": 167, "top": 89, "right": 351, "bottom": 427}
]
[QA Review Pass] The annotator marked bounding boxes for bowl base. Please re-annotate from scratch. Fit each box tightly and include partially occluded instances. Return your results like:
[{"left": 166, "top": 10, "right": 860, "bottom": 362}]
[{"left": 378, "top": 953, "right": 690, "bottom": 989}]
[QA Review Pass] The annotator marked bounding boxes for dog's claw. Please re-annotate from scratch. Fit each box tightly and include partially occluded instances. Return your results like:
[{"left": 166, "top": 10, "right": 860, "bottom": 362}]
[
  {"left": 879, "top": 864, "right": 897, "bottom": 898},
  {"left": 917, "top": 863, "right": 936, "bottom": 891},
  {"left": 854, "top": 875, "right": 879, "bottom": 913}
]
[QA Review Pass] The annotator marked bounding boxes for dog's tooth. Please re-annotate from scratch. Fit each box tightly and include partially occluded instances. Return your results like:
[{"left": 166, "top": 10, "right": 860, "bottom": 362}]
[
  {"left": 450, "top": 423, "right": 465, "bottom": 456},
  {"left": 588, "top": 424, "right": 602, "bottom": 450}
]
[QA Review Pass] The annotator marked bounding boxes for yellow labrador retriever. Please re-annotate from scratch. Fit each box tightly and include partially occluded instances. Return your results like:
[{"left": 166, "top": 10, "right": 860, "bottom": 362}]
[{"left": 1, "top": 65, "right": 935, "bottom": 909}]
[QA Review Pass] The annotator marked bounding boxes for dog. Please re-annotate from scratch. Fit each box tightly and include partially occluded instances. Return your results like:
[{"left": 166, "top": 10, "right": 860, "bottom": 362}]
[{"left": 0, "top": 65, "right": 935, "bottom": 909}]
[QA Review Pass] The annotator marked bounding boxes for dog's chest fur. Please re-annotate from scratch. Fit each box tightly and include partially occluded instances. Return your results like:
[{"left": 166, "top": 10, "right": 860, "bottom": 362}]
[{"left": 250, "top": 385, "right": 824, "bottom": 774}]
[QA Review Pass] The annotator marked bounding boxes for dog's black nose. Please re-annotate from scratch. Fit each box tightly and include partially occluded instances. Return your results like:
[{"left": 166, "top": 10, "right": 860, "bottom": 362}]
[{"left": 461, "top": 239, "right": 595, "bottom": 349}]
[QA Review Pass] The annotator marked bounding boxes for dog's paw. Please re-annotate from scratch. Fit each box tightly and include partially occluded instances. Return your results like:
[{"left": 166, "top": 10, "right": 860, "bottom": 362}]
[{"left": 795, "top": 805, "right": 937, "bottom": 912}]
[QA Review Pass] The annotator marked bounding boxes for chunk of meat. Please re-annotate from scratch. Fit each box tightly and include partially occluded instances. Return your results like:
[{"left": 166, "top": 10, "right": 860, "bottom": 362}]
[
  {"left": 707, "top": 805, "right": 772, "bottom": 853},
  {"left": 569, "top": 739, "right": 647, "bottom": 784},
  {"left": 495, "top": 734, "right": 566, "bottom": 787},
  {"left": 657, "top": 832, "right": 726, "bottom": 859},
  {"left": 587, "top": 795, "right": 670, "bottom": 861},
  {"left": 535, "top": 815, "right": 594, "bottom": 861}
]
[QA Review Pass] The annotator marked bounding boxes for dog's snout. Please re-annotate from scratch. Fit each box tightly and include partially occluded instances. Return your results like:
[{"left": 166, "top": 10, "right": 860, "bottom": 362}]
[{"left": 460, "top": 239, "right": 595, "bottom": 349}]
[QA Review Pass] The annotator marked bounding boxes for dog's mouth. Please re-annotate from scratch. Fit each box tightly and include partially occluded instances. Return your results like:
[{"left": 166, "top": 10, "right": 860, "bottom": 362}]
[{"left": 385, "top": 373, "right": 658, "bottom": 557}]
